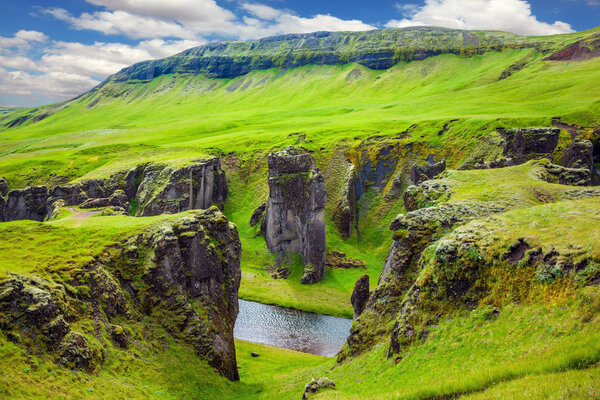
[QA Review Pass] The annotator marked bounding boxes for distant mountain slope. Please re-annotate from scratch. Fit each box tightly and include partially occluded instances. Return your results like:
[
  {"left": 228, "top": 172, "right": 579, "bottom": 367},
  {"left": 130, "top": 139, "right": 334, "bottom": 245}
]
[{"left": 107, "top": 27, "right": 568, "bottom": 83}]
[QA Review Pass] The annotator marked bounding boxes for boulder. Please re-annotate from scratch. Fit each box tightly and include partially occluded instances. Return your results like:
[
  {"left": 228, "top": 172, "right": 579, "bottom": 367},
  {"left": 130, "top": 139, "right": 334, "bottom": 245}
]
[
  {"left": 263, "top": 147, "right": 326, "bottom": 284},
  {"left": 351, "top": 275, "right": 370, "bottom": 319},
  {"left": 302, "top": 377, "right": 336, "bottom": 400},
  {"left": 411, "top": 160, "right": 446, "bottom": 185},
  {"left": 4, "top": 186, "right": 48, "bottom": 221}
]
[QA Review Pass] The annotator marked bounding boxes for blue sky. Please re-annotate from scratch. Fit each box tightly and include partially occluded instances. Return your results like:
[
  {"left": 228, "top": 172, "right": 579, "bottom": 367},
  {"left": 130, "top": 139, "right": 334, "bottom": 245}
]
[{"left": 0, "top": 0, "right": 598, "bottom": 108}]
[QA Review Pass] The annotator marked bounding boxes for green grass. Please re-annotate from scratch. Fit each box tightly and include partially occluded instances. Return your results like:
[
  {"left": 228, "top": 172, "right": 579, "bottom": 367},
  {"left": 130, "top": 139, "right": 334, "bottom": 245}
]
[
  {"left": 1, "top": 27, "right": 600, "bottom": 399},
  {"left": 2, "top": 287, "right": 598, "bottom": 400},
  {"left": 312, "top": 288, "right": 600, "bottom": 399},
  {"left": 0, "top": 211, "right": 202, "bottom": 281}
]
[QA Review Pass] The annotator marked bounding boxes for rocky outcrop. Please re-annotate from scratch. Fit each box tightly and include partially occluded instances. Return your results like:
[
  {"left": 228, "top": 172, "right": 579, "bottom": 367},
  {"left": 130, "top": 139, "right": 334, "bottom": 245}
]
[
  {"left": 536, "top": 162, "right": 591, "bottom": 186},
  {"left": 326, "top": 251, "right": 366, "bottom": 269},
  {"left": 332, "top": 164, "right": 356, "bottom": 240},
  {"left": 4, "top": 186, "right": 48, "bottom": 221},
  {"left": 403, "top": 180, "right": 452, "bottom": 212},
  {"left": 351, "top": 275, "right": 370, "bottom": 319},
  {"left": 355, "top": 145, "right": 400, "bottom": 198},
  {"left": 0, "top": 195, "right": 5, "bottom": 222},
  {"left": 263, "top": 147, "right": 326, "bottom": 284},
  {"left": 562, "top": 138, "right": 594, "bottom": 170},
  {"left": 0, "top": 275, "right": 97, "bottom": 371},
  {"left": 544, "top": 31, "right": 600, "bottom": 62},
  {"left": 383, "top": 172, "right": 404, "bottom": 200},
  {"left": 0, "top": 177, "right": 9, "bottom": 196},
  {"left": 2, "top": 158, "right": 227, "bottom": 222},
  {"left": 137, "top": 158, "right": 227, "bottom": 216},
  {"left": 249, "top": 203, "right": 266, "bottom": 227},
  {"left": 502, "top": 128, "right": 560, "bottom": 163},
  {"left": 125, "top": 208, "right": 241, "bottom": 379},
  {"left": 340, "top": 198, "right": 506, "bottom": 361},
  {"left": 410, "top": 160, "right": 446, "bottom": 184},
  {"left": 0, "top": 209, "right": 242, "bottom": 380},
  {"left": 561, "top": 138, "right": 598, "bottom": 185}
]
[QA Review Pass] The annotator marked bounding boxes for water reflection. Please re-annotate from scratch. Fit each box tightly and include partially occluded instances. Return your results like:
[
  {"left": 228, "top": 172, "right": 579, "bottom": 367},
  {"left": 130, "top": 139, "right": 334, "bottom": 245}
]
[{"left": 234, "top": 300, "right": 352, "bottom": 357}]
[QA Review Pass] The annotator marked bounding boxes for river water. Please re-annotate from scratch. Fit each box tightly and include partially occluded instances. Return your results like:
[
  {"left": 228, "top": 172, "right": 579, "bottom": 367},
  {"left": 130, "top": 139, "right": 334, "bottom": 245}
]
[{"left": 234, "top": 300, "right": 353, "bottom": 357}]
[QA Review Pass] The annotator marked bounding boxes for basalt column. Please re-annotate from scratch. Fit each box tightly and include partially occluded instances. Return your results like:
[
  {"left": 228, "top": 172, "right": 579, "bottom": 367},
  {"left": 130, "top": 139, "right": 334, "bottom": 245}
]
[{"left": 264, "top": 147, "right": 326, "bottom": 284}]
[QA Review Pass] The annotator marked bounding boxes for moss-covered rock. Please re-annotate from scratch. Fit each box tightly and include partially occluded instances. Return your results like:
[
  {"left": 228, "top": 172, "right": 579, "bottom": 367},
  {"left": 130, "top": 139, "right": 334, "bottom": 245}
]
[
  {"left": 264, "top": 146, "right": 326, "bottom": 284},
  {"left": 331, "top": 163, "right": 356, "bottom": 240}
]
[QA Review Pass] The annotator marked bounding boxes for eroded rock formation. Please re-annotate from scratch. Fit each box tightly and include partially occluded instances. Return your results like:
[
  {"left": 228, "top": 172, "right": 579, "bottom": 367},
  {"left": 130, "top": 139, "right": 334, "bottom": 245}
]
[
  {"left": 351, "top": 275, "right": 370, "bottom": 319},
  {"left": 331, "top": 164, "right": 356, "bottom": 240},
  {"left": 561, "top": 137, "right": 599, "bottom": 185},
  {"left": 137, "top": 158, "right": 227, "bottom": 216},
  {"left": 0, "top": 209, "right": 241, "bottom": 380},
  {"left": 410, "top": 160, "right": 446, "bottom": 184},
  {"left": 263, "top": 146, "right": 326, "bottom": 284},
  {"left": 502, "top": 127, "right": 560, "bottom": 163},
  {"left": 0, "top": 178, "right": 9, "bottom": 197},
  {"left": 1, "top": 158, "right": 227, "bottom": 222},
  {"left": 4, "top": 186, "right": 48, "bottom": 221}
]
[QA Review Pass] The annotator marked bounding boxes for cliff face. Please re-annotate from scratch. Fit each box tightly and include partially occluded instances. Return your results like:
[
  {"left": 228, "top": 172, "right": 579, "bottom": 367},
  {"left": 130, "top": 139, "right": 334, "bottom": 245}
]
[
  {"left": 136, "top": 158, "right": 227, "bottom": 216},
  {"left": 339, "top": 161, "right": 600, "bottom": 362},
  {"left": 0, "top": 208, "right": 241, "bottom": 380},
  {"left": 106, "top": 27, "right": 538, "bottom": 84},
  {"left": 1, "top": 158, "right": 227, "bottom": 222},
  {"left": 4, "top": 186, "right": 48, "bottom": 222},
  {"left": 263, "top": 147, "right": 326, "bottom": 284}
]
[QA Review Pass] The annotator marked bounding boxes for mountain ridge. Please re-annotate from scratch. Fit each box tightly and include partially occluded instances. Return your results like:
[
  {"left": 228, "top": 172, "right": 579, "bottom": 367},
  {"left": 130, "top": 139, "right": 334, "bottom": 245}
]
[{"left": 105, "top": 26, "right": 565, "bottom": 84}]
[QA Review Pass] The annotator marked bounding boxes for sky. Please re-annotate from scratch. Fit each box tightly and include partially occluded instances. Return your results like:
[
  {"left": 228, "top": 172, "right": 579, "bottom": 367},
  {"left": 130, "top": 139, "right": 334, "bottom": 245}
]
[{"left": 0, "top": 0, "right": 598, "bottom": 108}]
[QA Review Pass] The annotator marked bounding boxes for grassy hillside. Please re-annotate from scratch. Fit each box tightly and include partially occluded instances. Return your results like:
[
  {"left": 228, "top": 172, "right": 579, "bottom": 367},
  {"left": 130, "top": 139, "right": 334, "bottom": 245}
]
[
  {"left": 3, "top": 39, "right": 599, "bottom": 314},
  {"left": 1, "top": 26, "right": 600, "bottom": 399}
]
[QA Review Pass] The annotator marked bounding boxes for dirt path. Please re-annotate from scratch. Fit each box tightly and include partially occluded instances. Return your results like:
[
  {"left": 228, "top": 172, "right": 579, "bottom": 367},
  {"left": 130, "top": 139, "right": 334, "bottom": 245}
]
[{"left": 66, "top": 207, "right": 102, "bottom": 219}]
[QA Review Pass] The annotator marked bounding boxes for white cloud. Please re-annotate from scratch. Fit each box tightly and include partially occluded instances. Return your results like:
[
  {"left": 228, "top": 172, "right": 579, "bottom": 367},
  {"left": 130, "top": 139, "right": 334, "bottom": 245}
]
[
  {"left": 386, "top": 0, "right": 574, "bottom": 36},
  {"left": 42, "top": 1, "right": 374, "bottom": 41},
  {"left": 0, "top": 55, "right": 42, "bottom": 71},
  {"left": 238, "top": 3, "right": 375, "bottom": 38},
  {"left": 43, "top": 8, "right": 195, "bottom": 40},
  {"left": 0, "top": 37, "right": 205, "bottom": 100},
  {"left": 0, "top": 67, "right": 100, "bottom": 98},
  {"left": 85, "top": 0, "right": 236, "bottom": 25},
  {"left": 0, "top": 30, "right": 48, "bottom": 53}
]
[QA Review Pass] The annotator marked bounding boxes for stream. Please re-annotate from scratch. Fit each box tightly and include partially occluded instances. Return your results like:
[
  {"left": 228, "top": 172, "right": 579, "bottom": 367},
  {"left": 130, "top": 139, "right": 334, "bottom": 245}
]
[{"left": 234, "top": 300, "right": 353, "bottom": 357}]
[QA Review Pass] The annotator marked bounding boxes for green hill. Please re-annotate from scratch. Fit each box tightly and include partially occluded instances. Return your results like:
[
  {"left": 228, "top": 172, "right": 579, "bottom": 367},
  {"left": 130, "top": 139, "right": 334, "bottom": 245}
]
[{"left": 1, "top": 26, "right": 600, "bottom": 399}]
